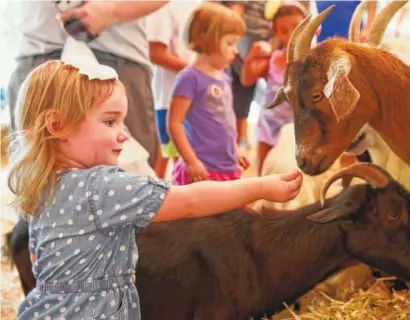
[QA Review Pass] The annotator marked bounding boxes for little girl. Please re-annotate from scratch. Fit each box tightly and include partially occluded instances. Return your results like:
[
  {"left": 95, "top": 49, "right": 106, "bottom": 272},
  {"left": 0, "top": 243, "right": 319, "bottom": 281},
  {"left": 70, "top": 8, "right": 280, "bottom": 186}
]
[
  {"left": 168, "top": 3, "right": 250, "bottom": 185},
  {"left": 10, "top": 59, "right": 302, "bottom": 319},
  {"left": 241, "top": 1, "right": 309, "bottom": 175}
]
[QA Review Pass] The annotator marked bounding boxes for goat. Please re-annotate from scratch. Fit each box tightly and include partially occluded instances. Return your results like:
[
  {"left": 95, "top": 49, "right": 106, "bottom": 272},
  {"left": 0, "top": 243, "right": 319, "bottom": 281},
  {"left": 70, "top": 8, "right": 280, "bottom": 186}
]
[
  {"left": 266, "top": 1, "right": 410, "bottom": 176},
  {"left": 252, "top": 124, "right": 376, "bottom": 312},
  {"left": 5, "top": 163, "right": 410, "bottom": 319},
  {"left": 253, "top": 122, "right": 360, "bottom": 212},
  {"left": 347, "top": 125, "right": 410, "bottom": 192}
]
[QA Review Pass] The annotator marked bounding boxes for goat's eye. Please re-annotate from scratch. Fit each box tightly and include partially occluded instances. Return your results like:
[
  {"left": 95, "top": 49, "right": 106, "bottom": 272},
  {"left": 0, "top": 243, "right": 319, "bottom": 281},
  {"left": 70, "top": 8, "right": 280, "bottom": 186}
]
[
  {"left": 311, "top": 92, "right": 323, "bottom": 103},
  {"left": 387, "top": 211, "right": 401, "bottom": 220}
]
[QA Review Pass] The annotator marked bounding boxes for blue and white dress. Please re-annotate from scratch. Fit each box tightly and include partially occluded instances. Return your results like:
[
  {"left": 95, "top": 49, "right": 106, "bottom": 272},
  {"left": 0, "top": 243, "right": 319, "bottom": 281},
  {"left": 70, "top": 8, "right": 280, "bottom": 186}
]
[{"left": 18, "top": 165, "right": 169, "bottom": 320}]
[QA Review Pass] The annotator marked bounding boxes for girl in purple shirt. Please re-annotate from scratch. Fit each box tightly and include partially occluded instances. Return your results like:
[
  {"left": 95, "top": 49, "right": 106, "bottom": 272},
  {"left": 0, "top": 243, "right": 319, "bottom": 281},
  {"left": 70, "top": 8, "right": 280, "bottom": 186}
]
[{"left": 168, "top": 3, "right": 250, "bottom": 185}]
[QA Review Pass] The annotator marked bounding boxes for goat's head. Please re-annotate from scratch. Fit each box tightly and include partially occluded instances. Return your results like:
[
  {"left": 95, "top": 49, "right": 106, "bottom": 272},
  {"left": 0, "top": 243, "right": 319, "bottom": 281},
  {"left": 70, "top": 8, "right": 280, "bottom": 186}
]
[
  {"left": 308, "top": 163, "right": 410, "bottom": 282},
  {"left": 266, "top": 1, "right": 408, "bottom": 175}
]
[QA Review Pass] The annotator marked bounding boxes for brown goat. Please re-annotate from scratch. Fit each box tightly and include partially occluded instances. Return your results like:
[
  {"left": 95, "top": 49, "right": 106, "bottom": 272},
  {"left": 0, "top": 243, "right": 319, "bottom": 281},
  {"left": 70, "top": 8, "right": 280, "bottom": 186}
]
[
  {"left": 266, "top": 1, "right": 410, "bottom": 176},
  {"left": 6, "top": 164, "right": 410, "bottom": 319}
]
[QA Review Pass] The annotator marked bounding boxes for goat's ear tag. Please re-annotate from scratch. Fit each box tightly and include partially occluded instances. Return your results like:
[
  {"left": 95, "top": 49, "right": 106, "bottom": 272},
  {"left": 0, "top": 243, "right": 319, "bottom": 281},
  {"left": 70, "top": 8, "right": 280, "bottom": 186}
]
[{"left": 324, "top": 57, "right": 360, "bottom": 122}]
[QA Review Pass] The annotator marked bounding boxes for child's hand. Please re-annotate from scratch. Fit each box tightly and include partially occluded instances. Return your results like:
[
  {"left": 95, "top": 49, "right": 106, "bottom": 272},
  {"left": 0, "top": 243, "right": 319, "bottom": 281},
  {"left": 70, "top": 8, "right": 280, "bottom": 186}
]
[
  {"left": 260, "top": 170, "right": 303, "bottom": 203},
  {"left": 248, "top": 41, "right": 272, "bottom": 59},
  {"left": 187, "top": 159, "right": 209, "bottom": 182},
  {"left": 238, "top": 155, "right": 250, "bottom": 171}
]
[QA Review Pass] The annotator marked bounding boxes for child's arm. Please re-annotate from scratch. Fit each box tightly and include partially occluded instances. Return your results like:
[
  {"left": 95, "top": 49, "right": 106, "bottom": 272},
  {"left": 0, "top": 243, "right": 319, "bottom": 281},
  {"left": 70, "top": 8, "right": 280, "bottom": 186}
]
[
  {"left": 30, "top": 253, "right": 37, "bottom": 264},
  {"left": 149, "top": 42, "right": 188, "bottom": 73},
  {"left": 235, "top": 143, "right": 250, "bottom": 171},
  {"left": 147, "top": 3, "right": 188, "bottom": 72},
  {"left": 241, "top": 41, "right": 272, "bottom": 87},
  {"left": 168, "top": 96, "right": 209, "bottom": 181},
  {"left": 154, "top": 170, "right": 303, "bottom": 222}
]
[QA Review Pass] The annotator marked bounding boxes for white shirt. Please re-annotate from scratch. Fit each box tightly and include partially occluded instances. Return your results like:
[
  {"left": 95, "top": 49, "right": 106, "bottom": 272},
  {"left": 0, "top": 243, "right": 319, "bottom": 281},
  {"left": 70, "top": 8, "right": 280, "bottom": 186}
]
[
  {"left": 15, "top": 1, "right": 150, "bottom": 68},
  {"left": 147, "top": 1, "right": 201, "bottom": 110}
]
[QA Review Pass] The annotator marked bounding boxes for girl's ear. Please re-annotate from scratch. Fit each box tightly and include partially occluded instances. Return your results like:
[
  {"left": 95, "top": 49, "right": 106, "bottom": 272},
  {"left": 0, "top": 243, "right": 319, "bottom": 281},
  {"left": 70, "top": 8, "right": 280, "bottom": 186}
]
[{"left": 45, "top": 110, "right": 63, "bottom": 137}]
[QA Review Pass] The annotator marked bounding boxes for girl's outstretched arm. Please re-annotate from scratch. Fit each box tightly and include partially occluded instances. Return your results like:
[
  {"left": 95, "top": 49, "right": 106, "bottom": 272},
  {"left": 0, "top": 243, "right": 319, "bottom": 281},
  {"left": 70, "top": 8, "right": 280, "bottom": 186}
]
[{"left": 154, "top": 170, "right": 303, "bottom": 222}]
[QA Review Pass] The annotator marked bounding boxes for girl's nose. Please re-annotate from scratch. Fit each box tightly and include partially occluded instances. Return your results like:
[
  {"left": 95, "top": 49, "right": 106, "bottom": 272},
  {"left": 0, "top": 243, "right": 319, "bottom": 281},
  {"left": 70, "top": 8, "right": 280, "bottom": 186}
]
[{"left": 118, "top": 126, "right": 130, "bottom": 142}]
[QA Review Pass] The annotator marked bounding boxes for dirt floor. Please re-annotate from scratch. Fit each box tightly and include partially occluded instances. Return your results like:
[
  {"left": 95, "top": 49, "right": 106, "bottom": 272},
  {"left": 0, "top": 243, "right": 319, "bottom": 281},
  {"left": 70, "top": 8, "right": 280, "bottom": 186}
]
[{"left": 1, "top": 220, "right": 24, "bottom": 320}]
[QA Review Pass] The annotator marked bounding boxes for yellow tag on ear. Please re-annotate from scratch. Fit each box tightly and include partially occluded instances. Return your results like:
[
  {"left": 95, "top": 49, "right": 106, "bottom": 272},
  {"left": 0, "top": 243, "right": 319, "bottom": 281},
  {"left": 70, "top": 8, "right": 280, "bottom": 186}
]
[{"left": 265, "top": 0, "right": 281, "bottom": 20}]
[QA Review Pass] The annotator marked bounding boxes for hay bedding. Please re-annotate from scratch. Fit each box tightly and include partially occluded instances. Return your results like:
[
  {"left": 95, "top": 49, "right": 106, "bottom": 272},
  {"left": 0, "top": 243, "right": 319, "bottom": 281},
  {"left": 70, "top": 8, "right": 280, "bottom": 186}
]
[{"left": 270, "top": 278, "right": 410, "bottom": 320}]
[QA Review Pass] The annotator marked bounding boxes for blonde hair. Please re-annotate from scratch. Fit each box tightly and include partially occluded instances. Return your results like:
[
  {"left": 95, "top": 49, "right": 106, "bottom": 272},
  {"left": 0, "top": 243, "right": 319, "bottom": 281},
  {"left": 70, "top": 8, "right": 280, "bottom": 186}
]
[
  {"left": 8, "top": 60, "right": 120, "bottom": 216},
  {"left": 185, "top": 2, "right": 246, "bottom": 55}
]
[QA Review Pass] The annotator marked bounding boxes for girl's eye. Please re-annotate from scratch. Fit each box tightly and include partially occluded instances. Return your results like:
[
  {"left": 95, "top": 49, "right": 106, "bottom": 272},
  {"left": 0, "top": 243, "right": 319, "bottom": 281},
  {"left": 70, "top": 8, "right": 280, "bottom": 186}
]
[{"left": 105, "top": 119, "right": 115, "bottom": 127}]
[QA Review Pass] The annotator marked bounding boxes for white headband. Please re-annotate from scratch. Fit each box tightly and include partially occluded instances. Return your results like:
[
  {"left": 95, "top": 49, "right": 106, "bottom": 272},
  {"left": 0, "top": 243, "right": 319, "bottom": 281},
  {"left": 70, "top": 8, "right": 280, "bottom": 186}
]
[{"left": 61, "top": 37, "right": 118, "bottom": 80}]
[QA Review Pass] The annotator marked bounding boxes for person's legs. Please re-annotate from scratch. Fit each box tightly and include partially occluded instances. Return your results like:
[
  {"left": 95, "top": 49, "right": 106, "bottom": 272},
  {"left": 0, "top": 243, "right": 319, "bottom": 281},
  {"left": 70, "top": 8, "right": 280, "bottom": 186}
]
[
  {"left": 230, "top": 67, "right": 255, "bottom": 148},
  {"left": 257, "top": 141, "right": 272, "bottom": 176},
  {"left": 154, "top": 144, "right": 169, "bottom": 179},
  {"left": 111, "top": 57, "right": 158, "bottom": 168},
  {"left": 8, "top": 51, "right": 62, "bottom": 133}
]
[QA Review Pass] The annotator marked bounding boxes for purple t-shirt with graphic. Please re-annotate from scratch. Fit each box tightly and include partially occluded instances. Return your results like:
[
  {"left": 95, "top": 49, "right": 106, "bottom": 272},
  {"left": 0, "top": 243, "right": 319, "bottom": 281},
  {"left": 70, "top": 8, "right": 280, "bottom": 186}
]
[{"left": 172, "top": 66, "right": 238, "bottom": 172}]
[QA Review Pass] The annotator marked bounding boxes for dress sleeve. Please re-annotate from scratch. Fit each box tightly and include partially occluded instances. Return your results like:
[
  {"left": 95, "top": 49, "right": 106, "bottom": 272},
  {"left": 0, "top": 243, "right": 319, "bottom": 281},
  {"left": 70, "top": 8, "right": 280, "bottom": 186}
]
[{"left": 88, "top": 166, "right": 170, "bottom": 230}]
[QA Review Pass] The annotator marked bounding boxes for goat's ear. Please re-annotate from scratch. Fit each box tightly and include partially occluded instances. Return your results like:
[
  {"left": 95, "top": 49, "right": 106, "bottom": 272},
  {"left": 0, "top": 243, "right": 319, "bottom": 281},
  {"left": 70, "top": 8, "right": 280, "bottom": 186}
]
[
  {"left": 307, "top": 202, "right": 358, "bottom": 224},
  {"left": 323, "top": 57, "right": 360, "bottom": 122},
  {"left": 265, "top": 87, "right": 287, "bottom": 109},
  {"left": 307, "top": 205, "right": 346, "bottom": 223}
]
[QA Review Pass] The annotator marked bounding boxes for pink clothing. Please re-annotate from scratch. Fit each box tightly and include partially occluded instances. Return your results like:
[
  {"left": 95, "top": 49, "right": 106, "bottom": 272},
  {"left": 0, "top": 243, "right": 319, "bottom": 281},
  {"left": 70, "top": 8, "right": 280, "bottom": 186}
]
[
  {"left": 172, "top": 158, "right": 241, "bottom": 185},
  {"left": 256, "top": 49, "right": 294, "bottom": 147}
]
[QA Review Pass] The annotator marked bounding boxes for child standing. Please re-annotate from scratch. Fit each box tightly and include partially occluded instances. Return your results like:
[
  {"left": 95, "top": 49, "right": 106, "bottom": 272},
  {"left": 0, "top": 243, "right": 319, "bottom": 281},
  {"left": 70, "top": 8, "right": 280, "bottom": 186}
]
[
  {"left": 10, "top": 60, "right": 302, "bottom": 319},
  {"left": 147, "top": 1, "right": 201, "bottom": 178},
  {"left": 241, "top": 1, "right": 309, "bottom": 175},
  {"left": 169, "top": 3, "right": 250, "bottom": 185}
]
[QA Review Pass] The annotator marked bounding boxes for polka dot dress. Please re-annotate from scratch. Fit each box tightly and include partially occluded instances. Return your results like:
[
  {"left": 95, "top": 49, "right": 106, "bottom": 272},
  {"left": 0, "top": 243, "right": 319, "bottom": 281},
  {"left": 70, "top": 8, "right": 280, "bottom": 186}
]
[{"left": 18, "top": 165, "right": 169, "bottom": 320}]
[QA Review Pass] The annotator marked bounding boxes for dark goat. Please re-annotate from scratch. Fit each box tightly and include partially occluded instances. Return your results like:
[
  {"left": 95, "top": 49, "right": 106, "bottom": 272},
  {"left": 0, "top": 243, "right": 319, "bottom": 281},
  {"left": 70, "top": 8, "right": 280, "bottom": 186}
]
[
  {"left": 4, "top": 218, "right": 35, "bottom": 296},
  {"left": 4, "top": 164, "right": 410, "bottom": 320}
]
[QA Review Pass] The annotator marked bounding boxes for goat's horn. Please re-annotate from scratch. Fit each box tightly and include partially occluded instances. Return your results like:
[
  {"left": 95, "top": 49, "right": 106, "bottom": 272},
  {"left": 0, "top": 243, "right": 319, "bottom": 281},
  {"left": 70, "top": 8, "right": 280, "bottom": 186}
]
[
  {"left": 287, "top": 15, "right": 312, "bottom": 63},
  {"left": 265, "top": 87, "right": 287, "bottom": 109},
  {"left": 348, "top": 1, "right": 367, "bottom": 42},
  {"left": 294, "top": 5, "right": 335, "bottom": 61},
  {"left": 367, "top": 0, "right": 408, "bottom": 46},
  {"left": 319, "top": 163, "right": 389, "bottom": 207}
]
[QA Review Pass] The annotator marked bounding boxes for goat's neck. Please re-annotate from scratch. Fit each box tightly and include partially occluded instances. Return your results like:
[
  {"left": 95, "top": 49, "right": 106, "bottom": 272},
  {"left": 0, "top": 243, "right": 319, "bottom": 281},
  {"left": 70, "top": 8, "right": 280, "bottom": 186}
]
[
  {"left": 358, "top": 47, "right": 410, "bottom": 165},
  {"left": 253, "top": 206, "right": 351, "bottom": 312}
]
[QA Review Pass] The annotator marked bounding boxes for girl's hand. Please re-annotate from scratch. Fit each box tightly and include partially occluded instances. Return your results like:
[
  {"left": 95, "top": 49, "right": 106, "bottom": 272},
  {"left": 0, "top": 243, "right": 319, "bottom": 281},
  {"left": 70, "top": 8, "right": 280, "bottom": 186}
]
[
  {"left": 187, "top": 159, "right": 209, "bottom": 182},
  {"left": 260, "top": 170, "right": 303, "bottom": 203},
  {"left": 248, "top": 41, "right": 272, "bottom": 59},
  {"left": 238, "top": 155, "right": 250, "bottom": 171}
]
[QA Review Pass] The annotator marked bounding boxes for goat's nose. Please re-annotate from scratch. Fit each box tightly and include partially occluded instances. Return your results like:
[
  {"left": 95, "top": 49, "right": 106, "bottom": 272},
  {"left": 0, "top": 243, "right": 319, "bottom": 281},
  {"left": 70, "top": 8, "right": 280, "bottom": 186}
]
[{"left": 296, "top": 156, "right": 308, "bottom": 171}]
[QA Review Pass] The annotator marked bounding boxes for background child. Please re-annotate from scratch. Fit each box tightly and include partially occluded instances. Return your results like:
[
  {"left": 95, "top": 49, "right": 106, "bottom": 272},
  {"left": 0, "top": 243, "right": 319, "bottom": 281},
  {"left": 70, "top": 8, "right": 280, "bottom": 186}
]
[
  {"left": 241, "top": 1, "right": 309, "bottom": 175},
  {"left": 10, "top": 60, "right": 302, "bottom": 320},
  {"left": 168, "top": 3, "right": 250, "bottom": 185},
  {"left": 147, "top": 1, "right": 201, "bottom": 178}
]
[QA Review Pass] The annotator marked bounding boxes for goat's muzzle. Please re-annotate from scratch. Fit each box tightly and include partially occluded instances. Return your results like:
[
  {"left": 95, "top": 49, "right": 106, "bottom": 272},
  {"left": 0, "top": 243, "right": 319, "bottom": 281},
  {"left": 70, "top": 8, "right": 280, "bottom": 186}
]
[{"left": 320, "top": 163, "right": 390, "bottom": 206}]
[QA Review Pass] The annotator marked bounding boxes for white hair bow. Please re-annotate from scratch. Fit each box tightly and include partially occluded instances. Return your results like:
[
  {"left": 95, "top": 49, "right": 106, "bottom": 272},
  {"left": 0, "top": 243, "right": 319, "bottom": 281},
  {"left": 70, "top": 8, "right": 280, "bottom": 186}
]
[{"left": 61, "top": 37, "right": 118, "bottom": 80}]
